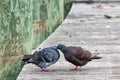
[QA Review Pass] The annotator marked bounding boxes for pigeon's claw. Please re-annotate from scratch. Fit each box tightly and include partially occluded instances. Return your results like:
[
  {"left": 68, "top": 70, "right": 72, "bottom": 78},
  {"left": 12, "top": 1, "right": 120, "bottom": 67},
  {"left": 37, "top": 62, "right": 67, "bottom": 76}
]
[
  {"left": 41, "top": 68, "right": 51, "bottom": 72},
  {"left": 70, "top": 66, "right": 81, "bottom": 71}
]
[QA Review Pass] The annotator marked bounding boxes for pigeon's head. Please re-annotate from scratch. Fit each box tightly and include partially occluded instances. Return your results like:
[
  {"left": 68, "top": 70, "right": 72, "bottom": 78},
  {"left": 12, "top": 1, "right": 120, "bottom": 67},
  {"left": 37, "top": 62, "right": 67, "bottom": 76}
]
[{"left": 57, "top": 44, "right": 66, "bottom": 51}]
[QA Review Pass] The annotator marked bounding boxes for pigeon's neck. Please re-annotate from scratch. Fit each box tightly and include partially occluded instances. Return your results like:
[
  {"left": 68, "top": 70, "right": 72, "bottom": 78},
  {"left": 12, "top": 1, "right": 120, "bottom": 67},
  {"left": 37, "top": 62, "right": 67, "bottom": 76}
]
[
  {"left": 60, "top": 47, "right": 66, "bottom": 53},
  {"left": 60, "top": 48, "right": 69, "bottom": 56},
  {"left": 61, "top": 50, "right": 71, "bottom": 59}
]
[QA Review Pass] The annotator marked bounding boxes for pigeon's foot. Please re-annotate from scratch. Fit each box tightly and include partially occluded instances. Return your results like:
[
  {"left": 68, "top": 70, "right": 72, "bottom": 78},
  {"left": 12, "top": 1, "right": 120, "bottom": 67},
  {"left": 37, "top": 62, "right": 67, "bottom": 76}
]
[
  {"left": 70, "top": 66, "right": 81, "bottom": 71},
  {"left": 41, "top": 68, "right": 51, "bottom": 72}
]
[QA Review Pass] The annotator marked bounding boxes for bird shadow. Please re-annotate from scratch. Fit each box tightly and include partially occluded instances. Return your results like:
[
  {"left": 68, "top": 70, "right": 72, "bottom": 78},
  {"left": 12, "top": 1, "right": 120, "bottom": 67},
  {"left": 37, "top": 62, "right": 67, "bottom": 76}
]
[{"left": 32, "top": 66, "right": 108, "bottom": 75}]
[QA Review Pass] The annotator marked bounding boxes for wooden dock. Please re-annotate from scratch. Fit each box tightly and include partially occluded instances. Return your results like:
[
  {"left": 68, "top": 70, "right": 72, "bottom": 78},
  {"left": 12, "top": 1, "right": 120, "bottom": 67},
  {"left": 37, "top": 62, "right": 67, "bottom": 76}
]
[{"left": 17, "top": 3, "right": 120, "bottom": 80}]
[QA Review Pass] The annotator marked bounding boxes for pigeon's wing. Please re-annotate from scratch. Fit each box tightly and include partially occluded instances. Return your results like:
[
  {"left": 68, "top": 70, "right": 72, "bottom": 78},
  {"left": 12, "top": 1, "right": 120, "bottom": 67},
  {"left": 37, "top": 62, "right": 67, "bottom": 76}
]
[
  {"left": 42, "top": 48, "right": 60, "bottom": 62},
  {"left": 68, "top": 47, "right": 91, "bottom": 60},
  {"left": 49, "top": 49, "right": 60, "bottom": 64},
  {"left": 37, "top": 47, "right": 60, "bottom": 68},
  {"left": 26, "top": 50, "right": 45, "bottom": 65},
  {"left": 68, "top": 47, "right": 83, "bottom": 56},
  {"left": 68, "top": 55, "right": 88, "bottom": 66},
  {"left": 32, "top": 48, "right": 56, "bottom": 62},
  {"left": 67, "top": 47, "right": 84, "bottom": 60}
]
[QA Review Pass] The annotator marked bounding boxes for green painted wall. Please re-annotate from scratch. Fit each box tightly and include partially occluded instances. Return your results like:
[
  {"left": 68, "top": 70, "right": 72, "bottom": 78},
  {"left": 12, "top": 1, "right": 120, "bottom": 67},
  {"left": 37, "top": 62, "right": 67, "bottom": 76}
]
[
  {"left": 0, "top": 0, "right": 72, "bottom": 80},
  {"left": 64, "top": 0, "right": 73, "bottom": 18}
]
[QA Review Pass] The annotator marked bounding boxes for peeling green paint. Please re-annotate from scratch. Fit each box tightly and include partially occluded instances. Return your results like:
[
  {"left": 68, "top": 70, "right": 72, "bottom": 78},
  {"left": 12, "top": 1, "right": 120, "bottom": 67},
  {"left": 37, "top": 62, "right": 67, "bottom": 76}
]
[{"left": 0, "top": 0, "right": 73, "bottom": 80}]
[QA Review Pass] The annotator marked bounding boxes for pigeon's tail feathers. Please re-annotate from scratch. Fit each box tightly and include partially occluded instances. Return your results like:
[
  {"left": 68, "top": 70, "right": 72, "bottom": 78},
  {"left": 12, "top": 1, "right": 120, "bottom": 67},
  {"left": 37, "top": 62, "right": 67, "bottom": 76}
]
[
  {"left": 90, "top": 52, "right": 102, "bottom": 59},
  {"left": 22, "top": 55, "right": 33, "bottom": 62},
  {"left": 90, "top": 56, "right": 102, "bottom": 59}
]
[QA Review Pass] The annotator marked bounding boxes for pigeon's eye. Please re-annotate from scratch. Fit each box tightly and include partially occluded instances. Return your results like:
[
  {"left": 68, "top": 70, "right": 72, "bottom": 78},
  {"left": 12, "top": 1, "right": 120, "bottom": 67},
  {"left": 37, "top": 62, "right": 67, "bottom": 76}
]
[{"left": 57, "top": 46, "right": 60, "bottom": 49}]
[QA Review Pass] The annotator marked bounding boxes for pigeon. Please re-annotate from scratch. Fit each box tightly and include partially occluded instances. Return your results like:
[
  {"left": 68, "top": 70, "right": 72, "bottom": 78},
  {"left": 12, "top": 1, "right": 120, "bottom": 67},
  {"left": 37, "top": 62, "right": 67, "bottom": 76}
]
[
  {"left": 22, "top": 46, "right": 60, "bottom": 72},
  {"left": 86, "top": 0, "right": 94, "bottom": 4},
  {"left": 57, "top": 44, "right": 102, "bottom": 71}
]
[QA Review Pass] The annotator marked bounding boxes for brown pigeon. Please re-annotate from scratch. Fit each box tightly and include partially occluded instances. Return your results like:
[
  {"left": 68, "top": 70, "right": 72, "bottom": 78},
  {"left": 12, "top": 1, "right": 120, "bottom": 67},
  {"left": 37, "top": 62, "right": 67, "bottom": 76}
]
[{"left": 57, "top": 44, "right": 102, "bottom": 71}]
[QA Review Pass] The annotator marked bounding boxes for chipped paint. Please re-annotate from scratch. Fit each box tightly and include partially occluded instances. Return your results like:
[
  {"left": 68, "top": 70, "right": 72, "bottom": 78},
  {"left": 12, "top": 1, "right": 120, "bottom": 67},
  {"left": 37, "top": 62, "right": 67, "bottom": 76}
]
[{"left": 0, "top": 0, "right": 73, "bottom": 80}]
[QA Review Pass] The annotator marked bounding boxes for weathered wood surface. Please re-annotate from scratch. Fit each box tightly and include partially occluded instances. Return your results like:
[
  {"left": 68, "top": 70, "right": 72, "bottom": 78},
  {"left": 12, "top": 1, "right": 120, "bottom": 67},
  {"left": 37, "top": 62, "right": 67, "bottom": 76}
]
[
  {"left": 0, "top": 0, "right": 72, "bottom": 80},
  {"left": 17, "top": 3, "right": 120, "bottom": 80},
  {"left": 74, "top": 0, "right": 120, "bottom": 2}
]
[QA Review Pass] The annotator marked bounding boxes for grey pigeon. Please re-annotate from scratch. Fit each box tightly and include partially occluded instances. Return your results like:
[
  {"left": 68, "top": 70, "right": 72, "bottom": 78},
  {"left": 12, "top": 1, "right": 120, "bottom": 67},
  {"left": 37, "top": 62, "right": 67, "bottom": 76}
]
[
  {"left": 57, "top": 44, "right": 102, "bottom": 71},
  {"left": 22, "top": 46, "right": 60, "bottom": 72},
  {"left": 86, "top": 0, "right": 94, "bottom": 4}
]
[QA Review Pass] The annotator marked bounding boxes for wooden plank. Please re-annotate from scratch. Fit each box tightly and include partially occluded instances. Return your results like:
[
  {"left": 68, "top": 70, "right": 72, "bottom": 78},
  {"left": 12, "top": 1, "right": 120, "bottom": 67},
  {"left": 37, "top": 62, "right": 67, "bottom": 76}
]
[{"left": 17, "top": 3, "right": 120, "bottom": 80}]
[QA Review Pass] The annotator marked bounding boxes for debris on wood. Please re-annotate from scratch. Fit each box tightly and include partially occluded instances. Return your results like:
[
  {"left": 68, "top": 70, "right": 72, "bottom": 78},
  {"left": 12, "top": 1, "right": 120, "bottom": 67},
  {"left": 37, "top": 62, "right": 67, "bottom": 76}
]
[
  {"left": 93, "top": 4, "right": 103, "bottom": 9},
  {"left": 110, "top": 5, "right": 115, "bottom": 7},
  {"left": 114, "top": 15, "right": 120, "bottom": 18},
  {"left": 104, "top": 14, "right": 120, "bottom": 19},
  {"left": 104, "top": 14, "right": 112, "bottom": 19}
]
